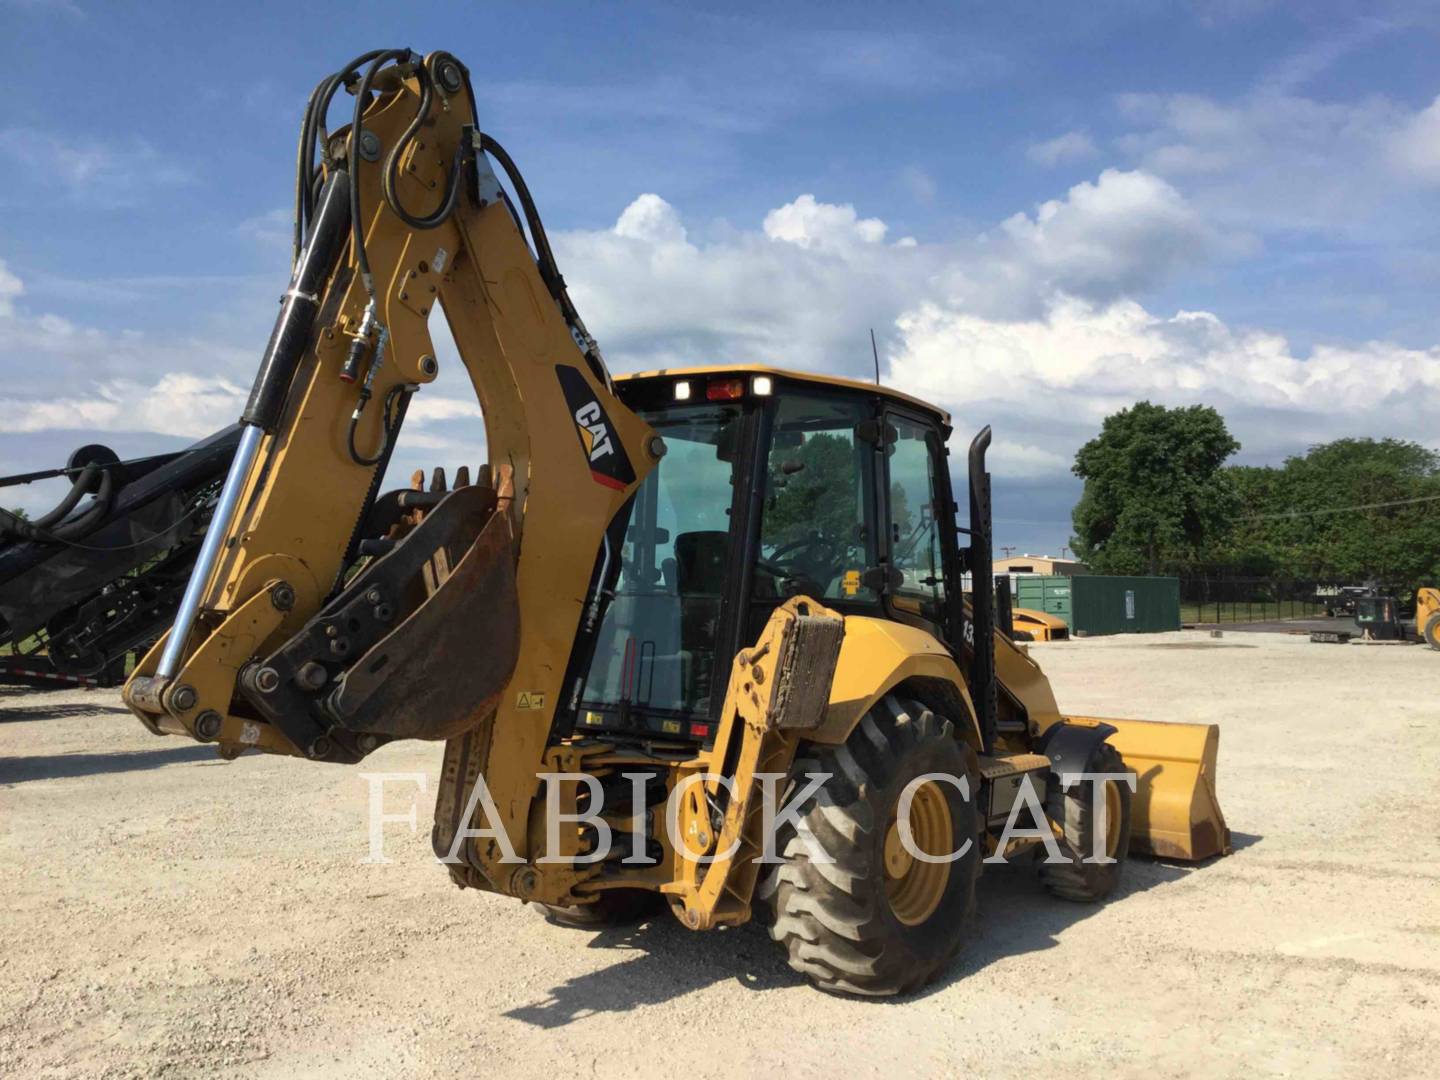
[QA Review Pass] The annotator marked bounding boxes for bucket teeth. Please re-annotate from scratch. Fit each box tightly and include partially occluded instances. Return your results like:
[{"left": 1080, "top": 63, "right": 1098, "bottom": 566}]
[{"left": 398, "top": 464, "right": 491, "bottom": 527}]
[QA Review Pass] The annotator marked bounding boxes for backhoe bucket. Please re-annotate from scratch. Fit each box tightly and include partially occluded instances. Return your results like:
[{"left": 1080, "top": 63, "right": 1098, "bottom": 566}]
[
  {"left": 1070, "top": 716, "right": 1232, "bottom": 861},
  {"left": 218, "top": 475, "right": 521, "bottom": 762}
]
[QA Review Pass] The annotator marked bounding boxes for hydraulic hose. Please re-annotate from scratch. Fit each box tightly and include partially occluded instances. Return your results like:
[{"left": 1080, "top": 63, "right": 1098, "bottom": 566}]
[
  {"left": 347, "top": 49, "right": 415, "bottom": 298},
  {"left": 347, "top": 383, "right": 412, "bottom": 467},
  {"left": 0, "top": 465, "right": 115, "bottom": 543},
  {"left": 46, "top": 468, "right": 116, "bottom": 541},
  {"left": 294, "top": 49, "right": 390, "bottom": 265},
  {"left": 31, "top": 465, "right": 101, "bottom": 529},
  {"left": 475, "top": 126, "right": 611, "bottom": 388},
  {"left": 380, "top": 66, "right": 466, "bottom": 230}
]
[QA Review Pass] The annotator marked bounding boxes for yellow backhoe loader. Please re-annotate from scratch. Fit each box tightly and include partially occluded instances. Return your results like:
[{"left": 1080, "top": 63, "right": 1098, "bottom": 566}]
[
  {"left": 1417, "top": 587, "right": 1440, "bottom": 650},
  {"left": 123, "top": 48, "right": 1230, "bottom": 996}
]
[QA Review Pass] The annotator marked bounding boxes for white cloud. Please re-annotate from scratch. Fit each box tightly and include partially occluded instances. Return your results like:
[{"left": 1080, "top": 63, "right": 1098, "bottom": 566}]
[
  {"left": 550, "top": 186, "right": 1440, "bottom": 489},
  {"left": 405, "top": 395, "right": 483, "bottom": 423},
  {"left": 236, "top": 207, "right": 294, "bottom": 253},
  {"left": 762, "top": 194, "right": 887, "bottom": 251},
  {"left": 1110, "top": 89, "right": 1440, "bottom": 238},
  {"left": 1, "top": 0, "right": 85, "bottom": 17},
  {"left": 0, "top": 261, "right": 482, "bottom": 445},
  {"left": 556, "top": 194, "right": 928, "bottom": 374},
  {"left": 614, "top": 194, "right": 688, "bottom": 245},
  {"left": 992, "top": 169, "right": 1224, "bottom": 304},
  {"left": 988, "top": 438, "right": 1072, "bottom": 480},
  {"left": 1027, "top": 131, "right": 1098, "bottom": 166},
  {"left": 899, "top": 166, "right": 938, "bottom": 205},
  {"left": 889, "top": 296, "right": 1440, "bottom": 467},
  {"left": 0, "top": 258, "right": 22, "bottom": 316},
  {"left": 558, "top": 175, "right": 1220, "bottom": 382},
  {"left": 8, "top": 152, "right": 1439, "bottom": 533},
  {"left": 1388, "top": 95, "right": 1440, "bottom": 184},
  {"left": 0, "top": 128, "right": 191, "bottom": 206},
  {"left": 0, "top": 372, "right": 247, "bottom": 438}
]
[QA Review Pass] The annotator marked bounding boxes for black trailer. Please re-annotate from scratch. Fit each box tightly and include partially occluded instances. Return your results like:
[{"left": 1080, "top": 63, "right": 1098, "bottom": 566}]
[{"left": 0, "top": 427, "right": 240, "bottom": 687}]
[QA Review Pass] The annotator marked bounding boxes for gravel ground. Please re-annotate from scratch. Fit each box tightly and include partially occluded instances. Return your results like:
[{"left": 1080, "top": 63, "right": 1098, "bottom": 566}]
[{"left": 2, "top": 630, "right": 1437, "bottom": 1078}]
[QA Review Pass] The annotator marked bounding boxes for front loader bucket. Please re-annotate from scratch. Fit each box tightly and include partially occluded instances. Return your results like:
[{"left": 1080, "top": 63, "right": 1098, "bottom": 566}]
[{"left": 1070, "top": 716, "right": 1232, "bottom": 861}]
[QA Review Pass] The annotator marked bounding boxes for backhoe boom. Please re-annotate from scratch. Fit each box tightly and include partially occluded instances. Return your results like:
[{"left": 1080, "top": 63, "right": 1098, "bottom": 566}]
[{"left": 125, "top": 48, "right": 659, "bottom": 891}]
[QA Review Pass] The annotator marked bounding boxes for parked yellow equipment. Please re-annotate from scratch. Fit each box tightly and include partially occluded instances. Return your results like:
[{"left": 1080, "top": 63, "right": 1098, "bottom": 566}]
[
  {"left": 1417, "top": 588, "right": 1440, "bottom": 650},
  {"left": 1011, "top": 606, "right": 1070, "bottom": 641},
  {"left": 121, "top": 46, "right": 1230, "bottom": 996}
]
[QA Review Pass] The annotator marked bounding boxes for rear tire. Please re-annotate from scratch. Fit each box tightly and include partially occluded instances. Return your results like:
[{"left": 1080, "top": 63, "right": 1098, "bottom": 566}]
[
  {"left": 763, "top": 696, "right": 980, "bottom": 997},
  {"left": 536, "top": 889, "right": 662, "bottom": 929},
  {"left": 1423, "top": 613, "right": 1440, "bottom": 651},
  {"left": 1038, "top": 740, "right": 1133, "bottom": 902}
]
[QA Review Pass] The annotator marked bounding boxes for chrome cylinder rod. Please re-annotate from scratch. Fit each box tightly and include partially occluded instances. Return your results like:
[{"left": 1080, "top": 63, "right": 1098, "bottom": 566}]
[
  {"left": 154, "top": 173, "right": 351, "bottom": 682},
  {"left": 155, "top": 423, "right": 264, "bottom": 678}
]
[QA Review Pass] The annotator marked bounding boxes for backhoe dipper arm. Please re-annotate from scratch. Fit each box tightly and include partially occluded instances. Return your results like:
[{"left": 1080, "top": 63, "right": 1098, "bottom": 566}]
[{"left": 124, "top": 51, "right": 658, "bottom": 845}]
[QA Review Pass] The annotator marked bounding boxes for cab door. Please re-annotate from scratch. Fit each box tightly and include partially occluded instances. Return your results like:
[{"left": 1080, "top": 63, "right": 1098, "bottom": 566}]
[{"left": 879, "top": 409, "right": 960, "bottom": 644}]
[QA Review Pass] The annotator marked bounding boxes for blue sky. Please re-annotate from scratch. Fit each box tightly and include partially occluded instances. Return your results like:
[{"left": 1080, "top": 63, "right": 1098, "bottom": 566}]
[{"left": 4, "top": 0, "right": 1440, "bottom": 555}]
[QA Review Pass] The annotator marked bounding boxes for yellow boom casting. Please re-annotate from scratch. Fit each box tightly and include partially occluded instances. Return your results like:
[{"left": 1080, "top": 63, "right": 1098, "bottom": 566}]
[{"left": 124, "top": 48, "right": 1229, "bottom": 996}]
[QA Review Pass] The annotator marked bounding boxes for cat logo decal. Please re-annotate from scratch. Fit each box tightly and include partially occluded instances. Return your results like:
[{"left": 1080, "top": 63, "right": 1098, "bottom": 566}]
[{"left": 556, "top": 365, "right": 636, "bottom": 490}]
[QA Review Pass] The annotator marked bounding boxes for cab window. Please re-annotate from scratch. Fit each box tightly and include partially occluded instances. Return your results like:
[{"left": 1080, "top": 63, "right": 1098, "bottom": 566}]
[
  {"left": 887, "top": 416, "right": 946, "bottom": 616},
  {"left": 581, "top": 403, "right": 743, "bottom": 718},
  {"left": 754, "top": 391, "right": 879, "bottom": 606}
]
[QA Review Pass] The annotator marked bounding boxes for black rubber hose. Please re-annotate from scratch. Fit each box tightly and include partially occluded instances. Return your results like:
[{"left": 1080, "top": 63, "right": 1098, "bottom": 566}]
[
  {"left": 47, "top": 469, "right": 116, "bottom": 541},
  {"left": 294, "top": 77, "right": 329, "bottom": 264},
  {"left": 30, "top": 464, "right": 100, "bottom": 530},
  {"left": 478, "top": 131, "right": 609, "bottom": 388},
  {"left": 348, "top": 49, "right": 413, "bottom": 297},
  {"left": 294, "top": 50, "right": 390, "bottom": 263},
  {"left": 347, "top": 384, "right": 411, "bottom": 467},
  {"left": 477, "top": 134, "right": 568, "bottom": 303},
  {"left": 0, "top": 467, "right": 111, "bottom": 542},
  {"left": 0, "top": 487, "right": 209, "bottom": 550},
  {"left": 380, "top": 66, "right": 465, "bottom": 230}
]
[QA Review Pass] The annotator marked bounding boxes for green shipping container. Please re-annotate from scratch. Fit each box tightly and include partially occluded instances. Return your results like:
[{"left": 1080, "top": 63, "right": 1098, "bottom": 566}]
[
  {"left": 1015, "top": 574, "right": 1179, "bottom": 636},
  {"left": 1015, "top": 575, "right": 1072, "bottom": 619}
]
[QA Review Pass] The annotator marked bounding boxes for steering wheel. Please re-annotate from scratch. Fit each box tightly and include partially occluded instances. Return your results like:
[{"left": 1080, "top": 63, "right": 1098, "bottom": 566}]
[{"left": 756, "top": 533, "right": 846, "bottom": 594}]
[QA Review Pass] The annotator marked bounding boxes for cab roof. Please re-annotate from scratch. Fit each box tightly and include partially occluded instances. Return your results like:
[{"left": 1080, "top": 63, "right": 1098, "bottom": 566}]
[{"left": 616, "top": 363, "right": 951, "bottom": 427}]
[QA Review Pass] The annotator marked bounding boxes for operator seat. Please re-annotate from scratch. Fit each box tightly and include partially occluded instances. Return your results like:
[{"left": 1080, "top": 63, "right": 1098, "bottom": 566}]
[
  {"left": 674, "top": 531, "right": 729, "bottom": 596},
  {"left": 673, "top": 530, "right": 728, "bottom": 712}
]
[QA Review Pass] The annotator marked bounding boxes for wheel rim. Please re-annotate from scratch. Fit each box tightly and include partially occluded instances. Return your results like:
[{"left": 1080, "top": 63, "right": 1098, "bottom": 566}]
[
  {"left": 1102, "top": 779, "right": 1123, "bottom": 857},
  {"left": 883, "top": 780, "right": 953, "bottom": 926}
]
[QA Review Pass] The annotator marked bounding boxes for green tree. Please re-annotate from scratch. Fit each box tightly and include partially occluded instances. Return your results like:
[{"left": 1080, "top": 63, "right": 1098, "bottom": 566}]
[
  {"left": 1202, "top": 438, "right": 1440, "bottom": 593},
  {"left": 1071, "top": 402, "right": 1240, "bottom": 575},
  {"left": 763, "top": 433, "right": 857, "bottom": 548}
]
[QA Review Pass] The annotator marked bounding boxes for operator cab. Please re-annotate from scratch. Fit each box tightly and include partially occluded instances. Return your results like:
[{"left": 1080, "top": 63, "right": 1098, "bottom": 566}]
[
  {"left": 571, "top": 366, "right": 964, "bottom": 746},
  {"left": 1354, "top": 594, "right": 1403, "bottom": 641}
]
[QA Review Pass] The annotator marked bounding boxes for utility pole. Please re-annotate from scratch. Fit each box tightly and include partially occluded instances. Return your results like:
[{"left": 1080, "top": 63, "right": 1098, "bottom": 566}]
[
  {"left": 1000, "top": 545, "right": 1016, "bottom": 558},
  {"left": 1059, "top": 545, "right": 1070, "bottom": 560}
]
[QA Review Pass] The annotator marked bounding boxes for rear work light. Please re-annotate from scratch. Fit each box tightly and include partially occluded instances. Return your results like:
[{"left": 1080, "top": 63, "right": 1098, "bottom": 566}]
[{"left": 706, "top": 378, "right": 745, "bottom": 401}]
